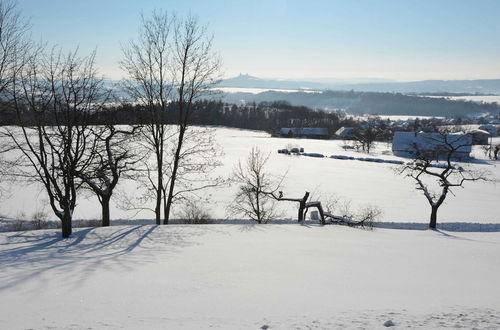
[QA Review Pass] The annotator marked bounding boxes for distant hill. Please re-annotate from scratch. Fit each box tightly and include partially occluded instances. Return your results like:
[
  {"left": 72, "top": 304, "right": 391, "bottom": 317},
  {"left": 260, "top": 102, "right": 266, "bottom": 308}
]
[
  {"left": 219, "top": 74, "right": 329, "bottom": 90},
  {"left": 219, "top": 74, "right": 500, "bottom": 94},
  {"left": 220, "top": 90, "right": 500, "bottom": 117},
  {"left": 338, "top": 79, "right": 500, "bottom": 94}
]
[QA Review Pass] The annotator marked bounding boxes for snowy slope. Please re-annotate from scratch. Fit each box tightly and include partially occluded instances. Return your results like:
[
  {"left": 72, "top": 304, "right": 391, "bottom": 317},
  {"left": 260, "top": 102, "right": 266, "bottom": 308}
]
[{"left": 1, "top": 224, "right": 499, "bottom": 329}]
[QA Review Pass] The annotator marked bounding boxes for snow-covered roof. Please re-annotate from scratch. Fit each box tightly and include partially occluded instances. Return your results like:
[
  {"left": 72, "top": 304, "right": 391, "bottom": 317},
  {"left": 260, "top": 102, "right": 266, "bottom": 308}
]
[
  {"left": 280, "top": 128, "right": 329, "bottom": 136},
  {"left": 392, "top": 131, "right": 472, "bottom": 154},
  {"left": 334, "top": 127, "right": 354, "bottom": 137},
  {"left": 478, "top": 125, "right": 499, "bottom": 133},
  {"left": 470, "top": 129, "right": 490, "bottom": 135}
]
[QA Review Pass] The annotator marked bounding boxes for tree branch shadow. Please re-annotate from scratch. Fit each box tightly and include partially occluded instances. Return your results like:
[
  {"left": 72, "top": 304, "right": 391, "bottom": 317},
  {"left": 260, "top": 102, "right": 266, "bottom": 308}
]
[{"left": 0, "top": 224, "right": 204, "bottom": 291}]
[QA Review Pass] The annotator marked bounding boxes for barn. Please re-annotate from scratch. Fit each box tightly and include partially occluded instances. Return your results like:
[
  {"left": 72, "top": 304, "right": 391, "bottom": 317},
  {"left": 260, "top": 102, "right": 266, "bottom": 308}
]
[
  {"left": 279, "top": 128, "right": 329, "bottom": 139},
  {"left": 392, "top": 131, "right": 472, "bottom": 160},
  {"left": 334, "top": 127, "right": 354, "bottom": 139},
  {"left": 469, "top": 129, "right": 490, "bottom": 145}
]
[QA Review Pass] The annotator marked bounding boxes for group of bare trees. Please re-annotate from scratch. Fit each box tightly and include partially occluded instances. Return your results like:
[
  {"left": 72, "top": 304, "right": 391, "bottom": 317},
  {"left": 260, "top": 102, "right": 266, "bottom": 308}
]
[
  {"left": 232, "top": 132, "right": 488, "bottom": 230},
  {"left": 120, "top": 11, "right": 222, "bottom": 225},
  {"left": 351, "top": 126, "right": 382, "bottom": 154},
  {"left": 229, "top": 147, "right": 381, "bottom": 227},
  {"left": 4, "top": 49, "right": 111, "bottom": 237},
  {"left": 0, "top": 1, "right": 221, "bottom": 237}
]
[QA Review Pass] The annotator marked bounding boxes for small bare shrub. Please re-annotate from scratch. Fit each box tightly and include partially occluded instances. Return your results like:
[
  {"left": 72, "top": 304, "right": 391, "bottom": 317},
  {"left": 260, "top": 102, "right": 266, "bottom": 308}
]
[
  {"left": 30, "top": 211, "right": 49, "bottom": 230},
  {"left": 10, "top": 220, "right": 26, "bottom": 231},
  {"left": 75, "top": 219, "right": 101, "bottom": 228},
  {"left": 179, "top": 201, "right": 212, "bottom": 224},
  {"left": 323, "top": 195, "right": 382, "bottom": 229}
]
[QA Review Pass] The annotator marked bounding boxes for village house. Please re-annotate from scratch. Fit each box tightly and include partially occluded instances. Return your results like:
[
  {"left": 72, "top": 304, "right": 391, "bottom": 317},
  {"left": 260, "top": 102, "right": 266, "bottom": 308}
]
[
  {"left": 478, "top": 124, "right": 499, "bottom": 136},
  {"left": 392, "top": 131, "right": 472, "bottom": 160},
  {"left": 334, "top": 126, "right": 354, "bottom": 139},
  {"left": 279, "top": 128, "right": 329, "bottom": 139},
  {"left": 469, "top": 129, "right": 490, "bottom": 145}
]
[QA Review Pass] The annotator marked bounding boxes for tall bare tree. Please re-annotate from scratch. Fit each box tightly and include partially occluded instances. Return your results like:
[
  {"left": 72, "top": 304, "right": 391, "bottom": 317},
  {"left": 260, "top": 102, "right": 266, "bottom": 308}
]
[
  {"left": 120, "top": 11, "right": 174, "bottom": 225},
  {"left": 163, "top": 14, "right": 222, "bottom": 224},
  {"left": 397, "top": 133, "right": 488, "bottom": 229},
  {"left": 0, "top": 0, "right": 29, "bottom": 98},
  {"left": 7, "top": 47, "right": 108, "bottom": 237},
  {"left": 121, "top": 11, "right": 221, "bottom": 224},
  {"left": 0, "top": 0, "right": 29, "bottom": 205}
]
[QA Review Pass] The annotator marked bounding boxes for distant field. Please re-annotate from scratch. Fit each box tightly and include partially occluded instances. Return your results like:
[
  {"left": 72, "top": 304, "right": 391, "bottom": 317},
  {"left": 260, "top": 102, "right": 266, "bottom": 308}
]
[
  {"left": 428, "top": 95, "right": 500, "bottom": 104},
  {"left": 1, "top": 127, "right": 499, "bottom": 223}
]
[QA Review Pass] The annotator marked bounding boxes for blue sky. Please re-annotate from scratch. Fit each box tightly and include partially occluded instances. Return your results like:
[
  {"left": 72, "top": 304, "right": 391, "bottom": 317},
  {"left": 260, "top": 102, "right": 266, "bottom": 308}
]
[{"left": 17, "top": 0, "right": 500, "bottom": 81}]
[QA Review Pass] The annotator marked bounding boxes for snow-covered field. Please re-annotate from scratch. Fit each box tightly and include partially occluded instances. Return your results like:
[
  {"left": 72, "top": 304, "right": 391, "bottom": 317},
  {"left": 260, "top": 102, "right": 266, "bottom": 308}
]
[
  {"left": 1, "top": 128, "right": 499, "bottom": 329},
  {"left": 1, "top": 224, "right": 499, "bottom": 329},
  {"left": 1, "top": 127, "right": 499, "bottom": 224},
  {"left": 438, "top": 95, "right": 500, "bottom": 104}
]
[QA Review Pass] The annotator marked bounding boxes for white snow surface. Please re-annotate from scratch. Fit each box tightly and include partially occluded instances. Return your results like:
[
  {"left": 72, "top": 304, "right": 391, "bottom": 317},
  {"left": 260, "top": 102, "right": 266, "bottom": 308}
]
[
  {"left": 1, "top": 127, "right": 499, "bottom": 223},
  {"left": 1, "top": 224, "right": 499, "bottom": 329}
]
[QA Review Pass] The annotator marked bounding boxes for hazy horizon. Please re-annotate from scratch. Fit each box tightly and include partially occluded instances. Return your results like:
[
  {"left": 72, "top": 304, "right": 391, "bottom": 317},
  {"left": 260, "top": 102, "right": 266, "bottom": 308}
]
[
  {"left": 17, "top": 0, "right": 500, "bottom": 81},
  {"left": 220, "top": 73, "right": 500, "bottom": 84}
]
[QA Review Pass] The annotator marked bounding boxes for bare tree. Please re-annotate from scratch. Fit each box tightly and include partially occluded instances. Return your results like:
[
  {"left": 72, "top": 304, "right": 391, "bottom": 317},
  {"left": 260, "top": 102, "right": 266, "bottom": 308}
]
[
  {"left": 161, "top": 126, "right": 223, "bottom": 218},
  {"left": 0, "top": 0, "right": 29, "bottom": 98},
  {"left": 228, "top": 147, "right": 284, "bottom": 223},
  {"left": 121, "top": 11, "right": 221, "bottom": 224},
  {"left": 163, "top": 14, "right": 222, "bottom": 224},
  {"left": 352, "top": 126, "right": 381, "bottom": 154},
  {"left": 397, "top": 133, "right": 488, "bottom": 229},
  {"left": 75, "top": 125, "right": 140, "bottom": 226},
  {"left": 7, "top": 47, "right": 108, "bottom": 237},
  {"left": 120, "top": 11, "right": 174, "bottom": 225},
  {"left": 0, "top": 0, "right": 30, "bottom": 206}
]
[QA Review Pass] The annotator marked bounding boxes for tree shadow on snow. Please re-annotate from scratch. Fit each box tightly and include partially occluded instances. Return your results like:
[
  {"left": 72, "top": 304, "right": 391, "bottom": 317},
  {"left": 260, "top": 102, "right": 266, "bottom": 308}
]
[
  {"left": 373, "top": 222, "right": 500, "bottom": 232},
  {"left": 0, "top": 224, "right": 203, "bottom": 291}
]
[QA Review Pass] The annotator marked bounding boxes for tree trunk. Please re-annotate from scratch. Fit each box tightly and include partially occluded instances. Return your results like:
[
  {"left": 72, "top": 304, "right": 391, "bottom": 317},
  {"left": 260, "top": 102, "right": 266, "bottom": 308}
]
[
  {"left": 429, "top": 205, "right": 438, "bottom": 229},
  {"left": 155, "top": 177, "right": 162, "bottom": 225},
  {"left": 297, "top": 192, "right": 310, "bottom": 222},
  {"left": 61, "top": 210, "right": 72, "bottom": 238},
  {"left": 164, "top": 127, "right": 185, "bottom": 225},
  {"left": 101, "top": 196, "right": 111, "bottom": 227},
  {"left": 317, "top": 204, "right": 325, "bottom": 225}
]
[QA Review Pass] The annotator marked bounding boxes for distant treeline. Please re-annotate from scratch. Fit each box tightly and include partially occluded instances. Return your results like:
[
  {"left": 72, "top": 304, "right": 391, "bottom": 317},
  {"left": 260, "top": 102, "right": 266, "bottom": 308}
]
[
  {"left": 221, "top": 90, "right": 500, "bottom": 117},
  {"left": 0, "top": 100, "right": 358, "bottom": 134}
]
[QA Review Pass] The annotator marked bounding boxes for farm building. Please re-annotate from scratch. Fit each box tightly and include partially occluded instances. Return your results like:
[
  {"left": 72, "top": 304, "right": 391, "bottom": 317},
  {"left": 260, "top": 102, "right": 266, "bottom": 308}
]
[
  {"left": 469, "top": 129, "right": 490, "bottom": 145},
  {"left": 334, "top": 127, "right": 354, "bottom": 139},
  {"left": 392, "top": 131, "right": 472, "bottom": 160},
  {"left": 478, "top": 124, "right": 499, "bottom": 136},
  {"left": 279, "top": 128, "right": 329, "bottom": 139}
]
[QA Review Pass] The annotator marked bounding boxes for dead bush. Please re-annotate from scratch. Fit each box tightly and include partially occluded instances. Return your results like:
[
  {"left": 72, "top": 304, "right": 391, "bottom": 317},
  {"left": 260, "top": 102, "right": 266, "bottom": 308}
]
[
  {"left": 30, "top": 211, "right": 49, "bottom": 230},
  {"left": 179, "top": 201, "right": 212, "bottom": 224}
]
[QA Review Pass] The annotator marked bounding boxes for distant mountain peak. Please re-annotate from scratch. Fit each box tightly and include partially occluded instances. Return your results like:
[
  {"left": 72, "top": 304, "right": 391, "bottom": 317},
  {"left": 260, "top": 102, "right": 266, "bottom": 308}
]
[{"left": 235, "top": 73, "right": 260, "bottom": 80}]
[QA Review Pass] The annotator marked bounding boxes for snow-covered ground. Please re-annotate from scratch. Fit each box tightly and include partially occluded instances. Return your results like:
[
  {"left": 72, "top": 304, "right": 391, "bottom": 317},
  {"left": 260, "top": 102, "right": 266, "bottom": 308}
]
[
  {"left": 429, "top": 95, "right": 500, "bottom": 104},
  {"left": 1, "top": 127, "right": 499, "bottom": 223},
  {"left": 0, "top": 224, "right": 499, "bottom": 329}
]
